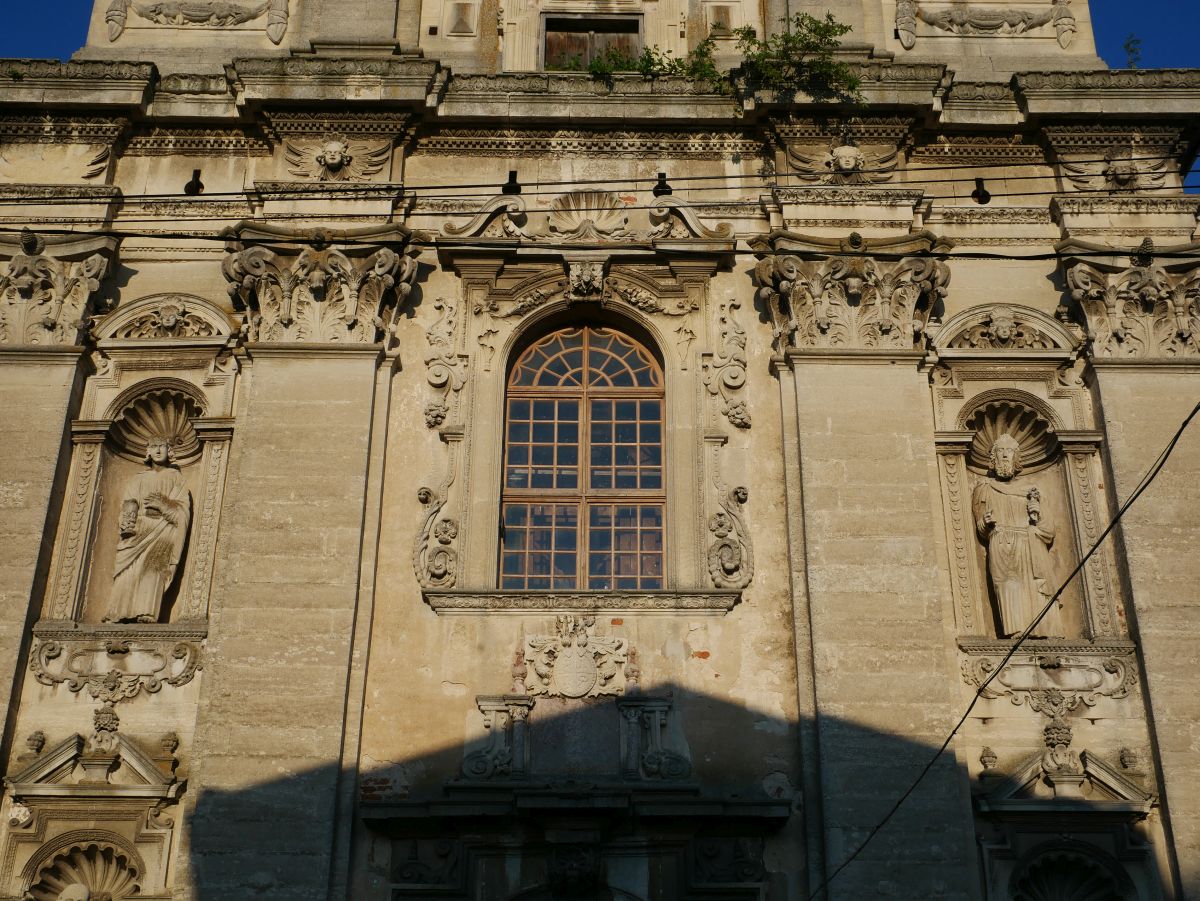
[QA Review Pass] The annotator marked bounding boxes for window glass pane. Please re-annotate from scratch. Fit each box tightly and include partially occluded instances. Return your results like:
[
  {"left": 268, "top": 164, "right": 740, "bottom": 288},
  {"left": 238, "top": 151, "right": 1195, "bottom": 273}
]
[
  {"left": 589, "top": 393, "right": 663, "bottom": 491},
  {"left": 501, "top": 504, "right": 579, "bottom": 589},
  {"left": 586, "top": 503, "right": 663, "bottom": 590}
]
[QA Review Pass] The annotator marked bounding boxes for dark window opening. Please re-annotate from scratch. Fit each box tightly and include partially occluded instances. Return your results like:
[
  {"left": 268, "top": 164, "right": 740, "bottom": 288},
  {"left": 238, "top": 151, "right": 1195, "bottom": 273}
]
[{"left": 544, "top": 15, "right": 642, "bottom": 71}]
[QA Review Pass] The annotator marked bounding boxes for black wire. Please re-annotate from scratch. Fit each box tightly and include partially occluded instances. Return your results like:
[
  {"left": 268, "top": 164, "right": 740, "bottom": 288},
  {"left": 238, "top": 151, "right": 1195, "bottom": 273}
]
[
  {"left": 3, "top": 223, "right": 1200, "bottom": 264},
  {"left": 805, "top": 399, "right": 1200, "bottom": 901},
  {"left": 0, "top": 150, "right": 1194, "bottom": 207}
]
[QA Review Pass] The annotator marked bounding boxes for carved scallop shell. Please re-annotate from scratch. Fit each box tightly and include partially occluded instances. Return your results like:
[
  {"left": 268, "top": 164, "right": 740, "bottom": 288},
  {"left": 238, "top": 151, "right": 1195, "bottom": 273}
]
[
  {"left": 111, "top": 388, "right": 204, "bottom": 463},
  {"left": 965, "top": 400, "right": 1059, "bottom": 473},
  {"left": 547, "top": 191, "right": 630, "bottom": 241},
  {"left": 1012, "top": 851, "right": 1122, "bottom": 901},
  {"left": 28, "top": 842, "right": 142, "bottom": 901}
]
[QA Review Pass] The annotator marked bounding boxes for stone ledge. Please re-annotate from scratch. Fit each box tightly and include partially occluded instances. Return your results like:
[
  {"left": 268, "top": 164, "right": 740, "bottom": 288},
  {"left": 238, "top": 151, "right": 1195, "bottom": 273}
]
[
  {"left": 423, "top": 590, "right": 741, "bottom": 615},
  {"left": 32, "top": 619, "right": 209, "bottom": 641},
  {"left": 958, "top": 637, "right": 1136, "bottom": 656}
]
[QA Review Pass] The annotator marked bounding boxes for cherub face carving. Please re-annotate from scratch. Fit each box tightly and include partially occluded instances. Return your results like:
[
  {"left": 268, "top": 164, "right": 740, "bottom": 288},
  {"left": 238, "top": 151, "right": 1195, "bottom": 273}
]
[
  {"left": 828, "top": 143, "right": 866, "bottom": 174},
  {"left": 315, "top": 140, "right": 353, "bottom": 175}
]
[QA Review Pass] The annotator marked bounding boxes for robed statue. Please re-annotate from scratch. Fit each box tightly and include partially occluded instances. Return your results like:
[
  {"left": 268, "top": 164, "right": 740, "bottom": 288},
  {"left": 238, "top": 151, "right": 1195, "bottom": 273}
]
[
  {"left": 105, "top": 438, "right": 191, "bottom": 623},
  {"left": 972, "top": 433, "right": 1062, "bottom": 638}
]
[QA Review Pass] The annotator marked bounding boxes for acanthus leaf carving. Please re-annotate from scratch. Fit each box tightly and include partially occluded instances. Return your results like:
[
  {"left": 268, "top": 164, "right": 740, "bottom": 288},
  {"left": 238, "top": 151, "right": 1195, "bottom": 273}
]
[
  {"left": 524, "top": 615, "right": 629, "bottom": 699},
  {"left": 703, "top": 299, "right": 751, "bottom": 428},
  {"left": 222, "top": 226, "right": 418, "bottom": 344},
  {"left": 0, "top": 229, "right": 115, "bottom": 347},
  {"left": 1062, "top": 239, "right": 1200, "bottom": 359},
  {"left": 753, "top": 231, "right": 951, "bottom": 353}
]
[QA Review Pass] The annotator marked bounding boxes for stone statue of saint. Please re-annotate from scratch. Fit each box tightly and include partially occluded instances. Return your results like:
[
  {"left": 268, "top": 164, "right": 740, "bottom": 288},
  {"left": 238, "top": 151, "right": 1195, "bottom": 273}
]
[
  {"left": 972, "top": 433, "right": 1062, "bottom": 638},
  {"left": 105, "top": 438, "right": 191, "bottom": 624}
]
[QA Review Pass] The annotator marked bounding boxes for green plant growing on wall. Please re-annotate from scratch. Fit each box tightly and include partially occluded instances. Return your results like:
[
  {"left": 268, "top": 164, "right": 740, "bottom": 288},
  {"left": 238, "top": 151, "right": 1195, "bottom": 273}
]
[
  {"left": 732, "top": 13, "right": 861, "bottom": 102},
  {"left": 579, "top": 13, "right": 860, "bottom": 104}
]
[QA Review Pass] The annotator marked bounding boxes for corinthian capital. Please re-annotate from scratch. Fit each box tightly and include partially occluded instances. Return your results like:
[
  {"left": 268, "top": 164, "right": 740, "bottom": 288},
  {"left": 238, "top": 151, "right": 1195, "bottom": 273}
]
[
  {"left": 0, "top": 229, "right": 118, "bottom": 347},
  {"left": 221, "top": 223, "right": 419, "bottom": 345}
]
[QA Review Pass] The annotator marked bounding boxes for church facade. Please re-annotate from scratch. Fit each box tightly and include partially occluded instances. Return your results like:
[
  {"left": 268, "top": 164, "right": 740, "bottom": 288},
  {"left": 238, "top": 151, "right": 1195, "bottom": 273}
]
[{"left": 1, "top": 1, "right": 1199, "bottom": 898}]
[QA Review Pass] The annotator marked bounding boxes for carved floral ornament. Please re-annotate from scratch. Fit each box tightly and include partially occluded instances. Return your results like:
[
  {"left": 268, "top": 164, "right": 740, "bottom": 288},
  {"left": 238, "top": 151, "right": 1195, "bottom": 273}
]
[
  {"left": 1059, "top": 237, "right": 1200, "bottom": 359},
  {"left": 106, "top": 0, "right": 289, "bottom": 43},
  {"left": 222, "top": 224, "right": 419, "bottom": 344},
  {"left": 896, "top": 0, "right": 1076, "bottom": 50},
  {"left": 0, "top": 229, "right": 118, "bottom": 347},
  {"left": 751, "top": 230, "right": 951, "bottom": 353}
]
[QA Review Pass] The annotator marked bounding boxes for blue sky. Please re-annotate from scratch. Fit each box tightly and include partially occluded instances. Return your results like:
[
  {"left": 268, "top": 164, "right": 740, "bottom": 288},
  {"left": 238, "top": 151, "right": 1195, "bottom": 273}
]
[{"left": 1, "top": 0, "right": 1198, "bottom": 66}]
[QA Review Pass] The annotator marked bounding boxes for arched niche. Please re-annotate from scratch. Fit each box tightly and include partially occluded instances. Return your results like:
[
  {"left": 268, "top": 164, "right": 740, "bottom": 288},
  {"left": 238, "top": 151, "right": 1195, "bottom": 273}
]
[
  {"left": 22, "top": 834, "right": 146, "bottom": 901},
  {"left": 1008, "top": 844, "right": 1136, "bottom": 901},
  {"left": 43, "top": 378, "right": 231, "bottom": 626},
  {"left": 957, "top": 395, "right": 1084, "bottom": 640}
]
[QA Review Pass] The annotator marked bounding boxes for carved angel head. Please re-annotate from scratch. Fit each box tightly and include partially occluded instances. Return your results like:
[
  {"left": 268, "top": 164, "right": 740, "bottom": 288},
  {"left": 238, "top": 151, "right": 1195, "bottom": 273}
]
[
  {"left": 316, "top": 139, "right": 352, "bottom": 174},
  {"left": 828, "top": 143, "right": 866, "bottom": 175},
  {"left": 1102, "top": 146, "right": 1139, "bottom": 191}
]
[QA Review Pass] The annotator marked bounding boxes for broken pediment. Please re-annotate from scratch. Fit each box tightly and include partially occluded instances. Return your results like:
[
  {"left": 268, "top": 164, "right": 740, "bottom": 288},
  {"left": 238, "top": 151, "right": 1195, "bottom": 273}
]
[
  {"left": 977, "top": 749, "right": 1154, "bottom": 816},
  {"left": 7, "top": 728, "right": 181, "bottom": 802}
]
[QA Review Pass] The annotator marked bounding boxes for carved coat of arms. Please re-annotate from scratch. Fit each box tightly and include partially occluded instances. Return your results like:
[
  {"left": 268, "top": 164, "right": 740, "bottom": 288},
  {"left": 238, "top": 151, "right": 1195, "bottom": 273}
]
[{"left": 525, "top": 615, "right": 628, "bottom": 699}]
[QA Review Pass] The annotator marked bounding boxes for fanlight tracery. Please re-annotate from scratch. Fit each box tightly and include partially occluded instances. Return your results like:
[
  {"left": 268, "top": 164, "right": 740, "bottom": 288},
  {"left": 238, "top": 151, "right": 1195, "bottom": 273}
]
[{"left": 502, "top": 326, "right": 665, "bottom": 591}]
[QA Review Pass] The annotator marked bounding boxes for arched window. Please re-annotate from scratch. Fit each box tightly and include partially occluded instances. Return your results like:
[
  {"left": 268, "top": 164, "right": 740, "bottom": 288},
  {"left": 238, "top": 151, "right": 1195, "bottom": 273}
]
[{"left": 501, "top": 325, "right": 664, "bottom": 590}]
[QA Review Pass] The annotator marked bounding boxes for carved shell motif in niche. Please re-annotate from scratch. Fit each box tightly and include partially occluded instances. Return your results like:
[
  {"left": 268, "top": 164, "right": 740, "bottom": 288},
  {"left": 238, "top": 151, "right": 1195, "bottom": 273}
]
[
  {"left": 110, "top": 389, "right": 204, "bottom": 463},
  {"left": 27, "top": 842, "right": 143, "bottom": 901},
  {"left": 964, "top": 400, "right": 1060, "bottom": 473},
  {"left": 107, "top": 0, "right": 290, "bottom": 42},
  {"left": 547, "top": 191, "right": 632, "bottom": 241}
]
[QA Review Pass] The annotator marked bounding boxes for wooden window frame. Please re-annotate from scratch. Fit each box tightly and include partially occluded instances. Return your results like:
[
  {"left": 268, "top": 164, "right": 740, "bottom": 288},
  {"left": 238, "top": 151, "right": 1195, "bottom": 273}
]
[{"left": 500, "top": 326, "right": 666, "bottom": 590}]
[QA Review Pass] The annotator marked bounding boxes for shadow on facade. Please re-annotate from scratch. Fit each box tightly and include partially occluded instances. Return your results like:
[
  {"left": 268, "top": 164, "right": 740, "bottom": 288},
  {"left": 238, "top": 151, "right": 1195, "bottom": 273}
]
[{"left": 178, "top": 682, "right": 1171, "bottom": 901}]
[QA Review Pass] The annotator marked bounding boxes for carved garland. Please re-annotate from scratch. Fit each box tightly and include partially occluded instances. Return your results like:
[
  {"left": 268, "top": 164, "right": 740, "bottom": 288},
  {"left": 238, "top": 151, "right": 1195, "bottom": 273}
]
[
  {"left": 896, "top": 0, "right": 1076, "bottom": 50},
  {"left": 106, "top": 0, "right": 289, "bottom": 43}
]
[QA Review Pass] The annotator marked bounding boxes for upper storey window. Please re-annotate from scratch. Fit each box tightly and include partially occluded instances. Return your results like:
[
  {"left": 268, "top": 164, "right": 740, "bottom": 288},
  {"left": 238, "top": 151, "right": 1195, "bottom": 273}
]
[
  {"left": 501, "top": 326, "right": 664, "bottom": 590},
  {"left": 543, "top": 15, "right": 642, "bottom": 70}
]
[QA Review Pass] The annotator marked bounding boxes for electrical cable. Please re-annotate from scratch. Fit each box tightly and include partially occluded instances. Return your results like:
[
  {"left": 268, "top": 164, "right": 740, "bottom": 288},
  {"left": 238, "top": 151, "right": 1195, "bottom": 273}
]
[
  {"left": 0, "top": 151, "right": 1194, "bottom": 207},
  {"left": 805, "top": 398, "right": 1200, "bottom": 901},
  {"left": 4, "top": 223, "right": 1200, "bottom": 264}
]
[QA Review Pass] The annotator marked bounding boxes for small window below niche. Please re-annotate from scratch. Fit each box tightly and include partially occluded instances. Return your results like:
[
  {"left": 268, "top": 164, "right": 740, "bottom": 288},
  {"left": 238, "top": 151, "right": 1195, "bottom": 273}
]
[{"left": 543, "top": 15, "right": 642, "bottom": 71}]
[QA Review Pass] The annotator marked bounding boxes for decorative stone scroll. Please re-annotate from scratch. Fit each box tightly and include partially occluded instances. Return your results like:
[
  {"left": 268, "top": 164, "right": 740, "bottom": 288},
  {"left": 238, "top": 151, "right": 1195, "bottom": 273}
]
[
  {"left": 0, "top": 229, "right": 117, "bottom": 347},
  {"left": 959, "top": 639, "right": 1138, "bottom": 710},
  {"left": 702, "top": 299, "right": 751, "bottom": 428},
  {"left": 1060, "top": 238, "right": 1200, "bottom": 359},
  {"left": 460, "top": 695, "right": 534, "bottom": 780},
  {"left": 222, "top": 224, "right": 418, "bottom": 345},
  {"left": 423, "top": 297, "right": 468, "bottom": 428},
  {"left": 708, "top": 485, "right": 752, "bottom": 590},
  {"left": 618, "top": 696, "right": 693, "bottom": 781},
  {"left": 106, "top": 0, "right": 289, "bottom": 43},
  {"left": 29, "top": 632, "right": 203, "bottom": 705},
  {"left": 752, "top": 230, "right": 951, "bottom": 353},
  {"left": 896, "top": 0, "right": 1076, "bottom": 50},
  {"left": 524, "top": 616, "right": 629, "bottom": 699}
]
